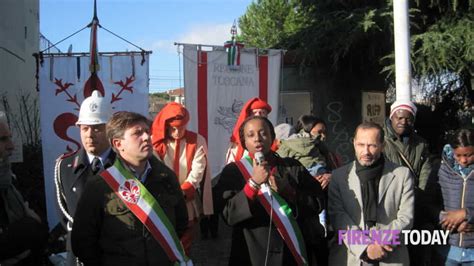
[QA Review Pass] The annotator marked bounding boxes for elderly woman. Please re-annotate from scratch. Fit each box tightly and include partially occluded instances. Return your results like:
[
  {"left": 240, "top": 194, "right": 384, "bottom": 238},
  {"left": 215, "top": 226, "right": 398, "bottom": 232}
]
[{"left": 215, "top": 116, "right": 325, "bottom": 266}]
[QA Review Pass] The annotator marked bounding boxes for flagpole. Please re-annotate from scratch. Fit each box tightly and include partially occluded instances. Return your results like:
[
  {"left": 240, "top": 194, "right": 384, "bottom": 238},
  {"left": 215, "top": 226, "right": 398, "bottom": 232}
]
[
  {"left": 93, "top": 0, "right": 98, "bottom": 21},
  {"left": 84, "top": 0, "right": 105, "bottom": 97},
  {"left": 89, "top": 0, "right": 99, "bottom": 74},
  {"left": 393, "top": 0, "right": 412, "bottom": 101}
]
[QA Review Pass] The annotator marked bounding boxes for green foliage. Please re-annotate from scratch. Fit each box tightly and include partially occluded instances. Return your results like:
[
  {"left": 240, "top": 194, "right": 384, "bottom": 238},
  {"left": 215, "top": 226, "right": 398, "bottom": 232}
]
[
  {"left": 412, "top": 15, "right": 473, "bottom": 77},
  {"left": 239, "top": 0, "right": 313, "bottom": 48},
  {"left": 414, "top": 0, "right": 473, "bottom": 13},
  {"left": 381, "top": 2, "right": 473, "bottom": 100},
  {"left": 294, "top": 5, "right": 392, "bottom": 69},
  {"left": 149, "top": 92, "right": 170, "bottom": 101},
  {"left": 239, "top": 0, "right": 396, "bottom": 72},
  {"left": 239, "top": 0, "right": 474, "bottom": 131},
  {"left": 239, "top": 0, "right": 473, "bottom": 92}
]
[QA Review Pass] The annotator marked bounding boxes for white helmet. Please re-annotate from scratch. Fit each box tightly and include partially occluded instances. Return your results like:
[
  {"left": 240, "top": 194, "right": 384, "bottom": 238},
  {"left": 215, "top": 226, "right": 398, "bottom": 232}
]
[{"left": 76, "top": 90, "right": 112, "bottom": 125}]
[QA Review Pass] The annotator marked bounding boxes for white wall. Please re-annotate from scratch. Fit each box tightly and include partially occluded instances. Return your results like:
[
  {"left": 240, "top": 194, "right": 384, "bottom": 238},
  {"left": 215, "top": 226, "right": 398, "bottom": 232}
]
[{"left": 0, "top": 0, "right": 40, "bottom": 151}]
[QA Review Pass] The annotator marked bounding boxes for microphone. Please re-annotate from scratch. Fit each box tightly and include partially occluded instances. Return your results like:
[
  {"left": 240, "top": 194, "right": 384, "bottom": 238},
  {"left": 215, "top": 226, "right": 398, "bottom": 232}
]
[
  {"left": 255, "top": 151, "right": 274, "bottom": 266},
  {"left": 254, "top": 151, "right": 272, "bottom": 188},
  {"left": 255, "top": 151, "right": 265, "bottom": 165}
]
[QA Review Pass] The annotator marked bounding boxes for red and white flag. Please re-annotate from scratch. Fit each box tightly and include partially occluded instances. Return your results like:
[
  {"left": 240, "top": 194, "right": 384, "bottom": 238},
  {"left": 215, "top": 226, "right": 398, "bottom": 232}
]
[
  {"left": 39, "top": 53, "right": 150, "bottom": 227},
  {"left": 183, "top": 45, "right": 282, "bottom": 177}
]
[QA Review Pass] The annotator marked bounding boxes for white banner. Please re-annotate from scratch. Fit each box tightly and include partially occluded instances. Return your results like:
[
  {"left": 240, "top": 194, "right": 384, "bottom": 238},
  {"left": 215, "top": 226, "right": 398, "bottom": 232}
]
[
  {"left": 183, "top": 45, "right": 281, "bottom": 177},
  {"left": 39, "top": 53, "right": 149, "bottom": 228},
  {"left": 361, "top": 91, "right": 385, "bottom": 126}
]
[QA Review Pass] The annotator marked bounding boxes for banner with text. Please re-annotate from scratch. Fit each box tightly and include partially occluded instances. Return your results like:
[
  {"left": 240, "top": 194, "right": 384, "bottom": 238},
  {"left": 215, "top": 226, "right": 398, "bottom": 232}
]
[
  {"left": 361, "top": 91, "right": 385, "bottom": 126},
  {"left": 39, "top": 52, "right": 149, "bottom": 227},
  {"left": 183, "top": 45, "right": 281, "bottom": 177}
]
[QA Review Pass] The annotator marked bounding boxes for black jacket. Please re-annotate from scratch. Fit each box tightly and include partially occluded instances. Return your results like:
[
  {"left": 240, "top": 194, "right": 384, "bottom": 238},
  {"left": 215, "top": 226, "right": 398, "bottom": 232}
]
[
  {"left": 71, "top": 156, "right": 188, "bottom": 266},
  {"left": 215, "top": 156, "right": 324, "bottom": 266},
  {"left": 56, "top": 148, "right": 116, "bottom": 221}
]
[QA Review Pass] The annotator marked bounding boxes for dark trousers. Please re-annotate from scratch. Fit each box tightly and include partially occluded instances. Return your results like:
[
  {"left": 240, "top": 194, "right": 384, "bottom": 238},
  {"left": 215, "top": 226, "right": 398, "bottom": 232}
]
[
  {"left": 311, "top": 240, "right": 328, "bottom": 266},
  {"left": 199, "top": 213, "right": 219, "bottom": 238},
  {"left": 0, "top": 216, "right": 48, "bottom": 265}
]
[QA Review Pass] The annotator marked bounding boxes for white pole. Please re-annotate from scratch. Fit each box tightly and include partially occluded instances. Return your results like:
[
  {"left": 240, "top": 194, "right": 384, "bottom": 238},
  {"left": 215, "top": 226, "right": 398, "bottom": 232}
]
[{"left": 393, "top": 0, "right": 412, "bottom": 101}]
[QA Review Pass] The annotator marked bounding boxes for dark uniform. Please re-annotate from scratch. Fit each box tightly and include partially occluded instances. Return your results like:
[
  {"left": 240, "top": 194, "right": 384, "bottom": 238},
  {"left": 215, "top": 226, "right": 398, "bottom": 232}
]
[
  {"left": 56, "top": 148, "right": 116, "bottom": 225},
  {"left": 55, "top": 148, "right": 115, "bottom": 265},
  {"left": 71, "top": 156, "right": 188, "bottom": 265}
]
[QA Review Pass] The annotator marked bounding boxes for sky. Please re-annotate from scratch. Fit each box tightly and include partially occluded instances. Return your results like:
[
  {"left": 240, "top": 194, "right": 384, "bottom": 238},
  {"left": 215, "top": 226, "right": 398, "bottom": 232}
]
[{"left": 40, "top": 0, "right": 253, "bottom": 93}]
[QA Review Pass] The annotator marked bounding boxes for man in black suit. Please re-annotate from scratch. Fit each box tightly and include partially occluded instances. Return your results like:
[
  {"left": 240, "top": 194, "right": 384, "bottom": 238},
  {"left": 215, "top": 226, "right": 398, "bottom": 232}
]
[{"left": 54, "top": 90, "right": 115, "bottom": 265}]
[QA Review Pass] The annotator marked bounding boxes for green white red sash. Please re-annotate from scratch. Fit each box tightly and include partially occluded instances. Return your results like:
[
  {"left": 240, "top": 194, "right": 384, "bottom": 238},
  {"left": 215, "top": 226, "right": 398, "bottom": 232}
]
[
  {"left": 235, "top": 155, "right": 308, "bottom": 266},
  {"left": 100, "top": 159, "right": 192, "bottom": 266}
]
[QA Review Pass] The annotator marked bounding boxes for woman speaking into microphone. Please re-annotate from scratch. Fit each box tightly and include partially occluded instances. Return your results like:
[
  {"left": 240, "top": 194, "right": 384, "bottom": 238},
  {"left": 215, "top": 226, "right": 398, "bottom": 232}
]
[{"left": 214, "top": 116, "right": 325, "bottom": 266}]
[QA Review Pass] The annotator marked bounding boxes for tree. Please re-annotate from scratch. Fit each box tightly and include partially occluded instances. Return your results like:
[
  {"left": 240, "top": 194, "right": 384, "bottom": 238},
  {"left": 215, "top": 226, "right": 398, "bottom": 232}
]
[
  {"left": 240, "top": 0, "right": 472, "bottom": 87},
  {"left": 149, "top": 92, "right": 170, "bottom": 101},
  {"left": 239, "top": 0, "right": 473, "bottom": 129},
  {"left": 381, "top": 1, "right": 473, "bottom": 94},
  {"left": 239, "top": 0, "right": 314, "bottom": 49},
  {"left": 240, "top": 0, "right": 396, "bottom": 70}
]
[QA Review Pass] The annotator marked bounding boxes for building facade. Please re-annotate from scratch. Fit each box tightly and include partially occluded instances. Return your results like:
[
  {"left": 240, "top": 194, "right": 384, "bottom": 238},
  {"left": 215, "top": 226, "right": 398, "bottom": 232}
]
[{"left": 0, "top": 0, "right": 40, "bottom": 155}]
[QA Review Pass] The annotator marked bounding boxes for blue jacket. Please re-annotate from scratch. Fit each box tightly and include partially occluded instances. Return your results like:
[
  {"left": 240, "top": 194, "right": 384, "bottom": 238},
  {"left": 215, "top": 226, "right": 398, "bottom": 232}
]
[{"left": 437, "top": 145, "right": 474, "bottom": 247}]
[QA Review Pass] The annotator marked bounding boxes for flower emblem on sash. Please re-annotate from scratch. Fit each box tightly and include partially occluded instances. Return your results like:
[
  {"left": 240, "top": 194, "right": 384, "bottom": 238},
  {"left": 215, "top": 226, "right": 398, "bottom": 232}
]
[{"left": 119, "top": 179, "right": 141, "bottom": 204}]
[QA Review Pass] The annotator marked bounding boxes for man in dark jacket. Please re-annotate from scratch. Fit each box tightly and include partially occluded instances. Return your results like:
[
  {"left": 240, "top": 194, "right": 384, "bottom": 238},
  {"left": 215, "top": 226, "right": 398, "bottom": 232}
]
[
  {"left": 383, "top": 100, "right": 433, "bottom": 265},
  {"left": 0, "top": 111, "right": 48, "bottom": 265},
  {"left": 72, "top": 111, "right": 189, "bottom": 265},
  {"left": 383, "top": 100, "right": 432, "bottom": 191},
  {"left": 55, "top": 91, "right": 115, "bottom": 265}
]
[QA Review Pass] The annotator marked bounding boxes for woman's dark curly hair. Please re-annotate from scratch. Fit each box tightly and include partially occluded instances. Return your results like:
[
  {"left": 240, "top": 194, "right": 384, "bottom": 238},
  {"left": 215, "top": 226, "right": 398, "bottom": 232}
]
[
  {"left": 238, "top": 116, "right": 275, "bottom": 150},
  {"left": 294, "top": 114, "right": 326, "bottom": 134}
]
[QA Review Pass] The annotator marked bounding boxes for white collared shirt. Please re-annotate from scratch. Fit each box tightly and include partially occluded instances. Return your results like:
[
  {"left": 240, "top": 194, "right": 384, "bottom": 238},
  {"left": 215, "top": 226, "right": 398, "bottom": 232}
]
[{"left": 87, "top": 148, "right": 112, "bottom": 167}]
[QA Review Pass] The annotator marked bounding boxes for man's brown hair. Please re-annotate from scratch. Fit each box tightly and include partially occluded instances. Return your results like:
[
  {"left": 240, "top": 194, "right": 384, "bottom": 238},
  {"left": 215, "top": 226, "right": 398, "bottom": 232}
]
[
  {"left": 106, "top": 111, "right": 151, "bottom": 148},
  {"left": 354, "top": 121, "right": 385, "bottom": 144}
]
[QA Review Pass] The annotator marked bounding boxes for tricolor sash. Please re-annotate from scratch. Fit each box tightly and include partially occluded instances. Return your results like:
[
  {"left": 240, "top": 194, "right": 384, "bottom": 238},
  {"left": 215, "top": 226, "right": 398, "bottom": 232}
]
[
  {"left": 235, "top": 155, "right": 308, "bottom": 266},
  {"left": 100, "top": 159, "right": 192, "bottom": 266}
]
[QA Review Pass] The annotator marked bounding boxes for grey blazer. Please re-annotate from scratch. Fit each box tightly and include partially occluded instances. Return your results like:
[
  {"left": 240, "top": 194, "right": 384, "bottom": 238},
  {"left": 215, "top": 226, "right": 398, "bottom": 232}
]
[{"left": 328, "top": 160, "right": 414, "bottom": 266}]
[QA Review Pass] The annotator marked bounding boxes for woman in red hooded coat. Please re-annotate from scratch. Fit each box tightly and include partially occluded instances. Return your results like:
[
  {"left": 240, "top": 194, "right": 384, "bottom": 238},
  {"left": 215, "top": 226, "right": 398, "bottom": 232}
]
[
  {"left": 226, "top": 97, "right": 272, "bottom": 164},
  {"left": 151, "top": 102, "right": 213, "bottom": 254}
]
